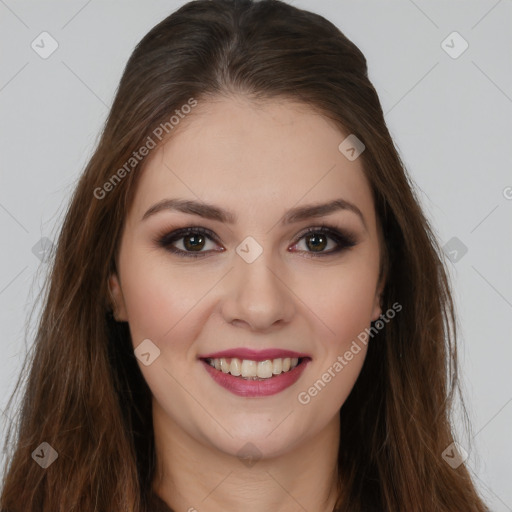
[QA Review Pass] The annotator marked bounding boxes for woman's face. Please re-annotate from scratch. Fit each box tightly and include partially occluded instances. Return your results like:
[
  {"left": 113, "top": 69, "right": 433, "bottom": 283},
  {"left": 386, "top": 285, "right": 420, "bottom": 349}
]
[{"left": 110, "top": 96, "right": 385, "bottom": 458}]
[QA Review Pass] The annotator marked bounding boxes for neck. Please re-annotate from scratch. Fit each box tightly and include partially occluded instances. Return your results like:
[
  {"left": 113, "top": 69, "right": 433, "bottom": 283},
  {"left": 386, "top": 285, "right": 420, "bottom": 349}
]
[{"left": 151, "top": 400, "right": 341, "bottom": 512}]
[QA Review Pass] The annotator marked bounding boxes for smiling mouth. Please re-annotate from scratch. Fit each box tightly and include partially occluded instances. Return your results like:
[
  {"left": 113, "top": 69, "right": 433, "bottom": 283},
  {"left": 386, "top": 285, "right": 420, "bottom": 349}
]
[{"left": 202, "top": 356, "right": 310, "bottom": 380}]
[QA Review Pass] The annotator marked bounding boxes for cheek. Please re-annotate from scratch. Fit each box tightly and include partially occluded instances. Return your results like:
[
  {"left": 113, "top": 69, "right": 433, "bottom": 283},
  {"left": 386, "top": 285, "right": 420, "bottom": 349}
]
[
  {"left": 295, "top": 266, "right": 374, "bottom": 418},
  {"left": 119, "top": 246, "right": 213, "bottom": 350},
  {"left": 302, "top": 257, "right": 379, "bottom": 346},
  {"left": 299, "top": 253, "right": 379, "bottom": 412}
]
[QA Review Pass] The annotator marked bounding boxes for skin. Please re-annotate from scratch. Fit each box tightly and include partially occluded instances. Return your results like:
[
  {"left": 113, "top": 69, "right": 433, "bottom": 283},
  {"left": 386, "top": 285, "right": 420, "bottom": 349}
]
[{"left": 109, "top": 95, "right": 386, "bottom": 512}]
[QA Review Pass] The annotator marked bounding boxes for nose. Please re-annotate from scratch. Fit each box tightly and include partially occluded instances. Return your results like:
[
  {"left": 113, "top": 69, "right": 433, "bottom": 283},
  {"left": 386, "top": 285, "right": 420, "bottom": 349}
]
[{"left": 220, "top": 250, "right": 296, "bottom": 332}]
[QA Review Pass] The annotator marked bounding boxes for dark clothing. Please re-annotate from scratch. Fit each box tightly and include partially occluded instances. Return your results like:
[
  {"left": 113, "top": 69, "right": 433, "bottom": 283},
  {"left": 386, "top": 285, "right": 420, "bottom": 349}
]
[{"left": 148, "top": 491, "right": 174, "bottom": 511}]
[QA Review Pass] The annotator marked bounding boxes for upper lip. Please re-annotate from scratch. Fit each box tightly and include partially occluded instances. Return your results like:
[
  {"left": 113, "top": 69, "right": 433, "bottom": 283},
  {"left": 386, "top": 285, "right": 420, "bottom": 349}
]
[{"left": 199, "top": 348, "right": 311, "bottom": 362}]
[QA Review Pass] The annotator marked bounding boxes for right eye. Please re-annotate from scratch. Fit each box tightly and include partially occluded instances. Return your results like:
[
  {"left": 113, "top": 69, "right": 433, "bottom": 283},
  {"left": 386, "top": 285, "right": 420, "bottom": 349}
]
[{"left": 156, "top": 226, "right": 224, "bottom": 258}]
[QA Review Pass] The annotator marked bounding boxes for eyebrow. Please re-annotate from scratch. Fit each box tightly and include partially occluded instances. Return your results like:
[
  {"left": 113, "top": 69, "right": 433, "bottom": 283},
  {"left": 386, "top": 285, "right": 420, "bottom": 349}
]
[{"left": 142, "top": 197, "right": 367, "bottom": 230}]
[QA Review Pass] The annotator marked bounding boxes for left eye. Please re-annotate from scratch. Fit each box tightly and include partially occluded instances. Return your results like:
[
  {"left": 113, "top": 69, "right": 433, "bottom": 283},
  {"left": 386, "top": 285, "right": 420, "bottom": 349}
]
[
  {"left": 289, "top": 226, "right": 357, "bottom": 257},
  {"left": 292, "top": 230, "right": 339, "bottom": 253},
  {"left": 156, "top": 225, "right": 357, "bottom": 258}
]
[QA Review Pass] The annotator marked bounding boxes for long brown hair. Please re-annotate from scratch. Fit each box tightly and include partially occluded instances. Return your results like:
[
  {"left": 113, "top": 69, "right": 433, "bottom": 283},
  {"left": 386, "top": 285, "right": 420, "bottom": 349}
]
[{"left": 1, "top": 1, "right": 489, "bottom": 510}]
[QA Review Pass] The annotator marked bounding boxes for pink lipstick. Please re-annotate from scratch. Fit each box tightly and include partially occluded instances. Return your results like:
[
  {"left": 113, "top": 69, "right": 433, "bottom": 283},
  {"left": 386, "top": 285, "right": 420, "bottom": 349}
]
[{"left": 198, "top": 348, "right": 311, "bottom": 398}]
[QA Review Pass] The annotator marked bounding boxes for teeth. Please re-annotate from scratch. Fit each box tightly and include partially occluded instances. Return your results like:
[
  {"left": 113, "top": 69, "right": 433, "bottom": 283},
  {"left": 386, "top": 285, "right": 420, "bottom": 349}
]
[
  {"left": 229, "top": 358, "right": 241, "bottom": 376},
  {"left": 220, "top": 358, "right": 230, "bottom": 373},
  {"left": 272, "top": 358, "right": 282, "bottom": 374},
  {"left": 207, "top": 357, "right": 302, "bottom": 379},
  {"left": 257, "top": 360, "right": 273, "bottom": 378},
  {"left": 241, "top": 359, "right": 257, "bottom": 377}
]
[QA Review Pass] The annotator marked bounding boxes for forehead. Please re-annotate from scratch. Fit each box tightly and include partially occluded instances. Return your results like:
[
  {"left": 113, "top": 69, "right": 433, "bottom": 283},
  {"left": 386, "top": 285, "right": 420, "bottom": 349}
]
[{"left": 128, "top": 96, "right": 376, "bottom": 229}]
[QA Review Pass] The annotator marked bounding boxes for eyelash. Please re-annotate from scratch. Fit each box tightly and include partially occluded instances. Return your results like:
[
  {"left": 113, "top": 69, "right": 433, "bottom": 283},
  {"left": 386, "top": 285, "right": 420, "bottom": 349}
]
[{"left": 154, "top": 224, "right": 358, "bottom": 259}]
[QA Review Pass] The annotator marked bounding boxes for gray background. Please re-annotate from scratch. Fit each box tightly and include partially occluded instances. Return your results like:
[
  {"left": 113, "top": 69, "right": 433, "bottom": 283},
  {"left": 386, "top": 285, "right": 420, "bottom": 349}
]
[{"left": 1, "top": 0, "right": 511, "bottom": 509}]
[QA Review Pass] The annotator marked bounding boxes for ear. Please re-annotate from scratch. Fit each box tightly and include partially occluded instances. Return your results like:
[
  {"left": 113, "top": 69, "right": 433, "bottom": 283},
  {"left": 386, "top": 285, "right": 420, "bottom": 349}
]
[
  {"left": 108, "top": 272, "right": 128, "bottom": 322},
  {"left": 371, "top": 274, "right": 386, "bottom": 322}
]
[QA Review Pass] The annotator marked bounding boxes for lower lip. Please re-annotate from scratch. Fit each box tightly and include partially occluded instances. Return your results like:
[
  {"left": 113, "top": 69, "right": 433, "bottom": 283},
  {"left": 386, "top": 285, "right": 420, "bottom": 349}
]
[{"left": 200, "top": 358, "right": 311, "bottom": 397}]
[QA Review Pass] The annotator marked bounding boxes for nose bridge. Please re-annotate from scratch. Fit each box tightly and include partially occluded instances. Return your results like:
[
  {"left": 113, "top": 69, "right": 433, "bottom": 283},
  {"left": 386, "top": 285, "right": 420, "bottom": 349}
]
[{"left": 222, "top": 236, "right": 294, "bottom": 330}]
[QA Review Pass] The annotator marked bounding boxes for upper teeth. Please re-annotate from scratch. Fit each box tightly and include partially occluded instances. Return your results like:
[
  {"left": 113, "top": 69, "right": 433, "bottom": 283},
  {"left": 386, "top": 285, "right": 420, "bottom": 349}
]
[{"left": 207, "top": 357, "right": 300, "bottom": 379}]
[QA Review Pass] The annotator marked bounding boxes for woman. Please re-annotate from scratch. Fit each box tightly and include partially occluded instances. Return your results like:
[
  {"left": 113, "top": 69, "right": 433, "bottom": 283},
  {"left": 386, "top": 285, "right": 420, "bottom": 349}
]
[{"left": 0, "top": 1, "right": 489, "bottom": 511}]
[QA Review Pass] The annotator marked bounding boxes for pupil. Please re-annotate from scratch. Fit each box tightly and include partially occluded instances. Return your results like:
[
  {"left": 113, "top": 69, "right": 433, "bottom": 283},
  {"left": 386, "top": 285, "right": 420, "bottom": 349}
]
[
  {"left": 307, "top": 233, "right": 326, "bottom": 252},
  {"left": 184, "top": 234, "right": 205, "bottom": 251}
]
